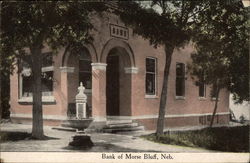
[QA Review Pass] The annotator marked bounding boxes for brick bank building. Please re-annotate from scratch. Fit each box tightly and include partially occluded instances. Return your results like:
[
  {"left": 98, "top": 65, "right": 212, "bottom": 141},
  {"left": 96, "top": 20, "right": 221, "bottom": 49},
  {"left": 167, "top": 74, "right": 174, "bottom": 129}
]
[{"left": 10, "top": 10, "right": 230, "bottom": 130}]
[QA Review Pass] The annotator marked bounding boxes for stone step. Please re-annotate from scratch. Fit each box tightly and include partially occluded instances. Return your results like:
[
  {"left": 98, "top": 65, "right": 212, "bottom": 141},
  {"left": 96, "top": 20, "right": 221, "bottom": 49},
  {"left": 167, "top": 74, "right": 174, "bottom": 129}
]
[
  {"left": 61, "top": 122, "right": 72, "bottom": 128},
  {"left": 52, "top": 126, "right": 76, "bottom": 132},
  {"left": 103, "top": 125, "right": 144, "bottom": 133},
  {"left": 106, "top": 119, "right": 133, "bottom": 125},
  {"left": 61, "top": 120, "right": 71, "bottom": 125},
  {"left": 106, "top": 122, "right": 139, "bottom": 128}
]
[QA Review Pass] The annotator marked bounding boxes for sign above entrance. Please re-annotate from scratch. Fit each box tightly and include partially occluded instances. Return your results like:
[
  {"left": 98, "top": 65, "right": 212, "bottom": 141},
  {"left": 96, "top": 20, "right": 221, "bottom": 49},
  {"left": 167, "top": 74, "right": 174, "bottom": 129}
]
[{"left": 110, "top": 24, "right": 129, "bottom": 40}]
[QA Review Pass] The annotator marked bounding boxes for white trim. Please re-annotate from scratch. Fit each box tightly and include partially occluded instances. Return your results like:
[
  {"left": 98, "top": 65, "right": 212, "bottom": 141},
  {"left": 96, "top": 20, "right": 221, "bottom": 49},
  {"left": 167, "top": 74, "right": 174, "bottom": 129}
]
[
  {"left": 19, "top": 72, "right": 23, "bottom": 98},
  {"left": 18, "top": 96, "right": 56, "bottom": 103},
  {"left": 10, "top": 113, "right": 67, "bottom": 120},
  {"left": 91, "top": 63, "right": 107, "bottom": 71},
  {"left": 131, "top": 112, "right": 230, "bottom": 120},
  {"left": 60, "top": 67, "right": 75, "bottom": 73},
  {"left": 175, "top": 96, "right": 185, "bottom": 100},
  {"left": 10, "top": 112, "right": 230, "bottom": 121},
  {"left": 145, "top": 95, "right": 158, "bottom": 99},
  {"left": 198, "top": 97, "right": 207, "bottom": 101},
  {"left": 42, "top": 66, "right": 54, "bottom": 72},
  {"left": 211, "top": 97, "right": 220, "bottom": 101},
  {"left": 124, "top": 67, "right": 139, "bottom": 74}
]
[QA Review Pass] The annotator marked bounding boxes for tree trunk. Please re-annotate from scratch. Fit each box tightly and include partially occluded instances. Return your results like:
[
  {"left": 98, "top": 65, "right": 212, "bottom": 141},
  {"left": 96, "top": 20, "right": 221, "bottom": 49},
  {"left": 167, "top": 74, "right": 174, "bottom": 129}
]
[
  {"left": 210, "top": 86, "right": 221, "bottom": 127},
  {"left": 0, "top": 0, "right": 2, "bottom": 121},
  {"left": 156, "top": 44, "right": 175, "bottom": 137},
  {"left": 0, "top": 68, "right": 2, "bottom": 121},
  {"left": 31, "top": 46, "right": 44, "bottom": 139}
]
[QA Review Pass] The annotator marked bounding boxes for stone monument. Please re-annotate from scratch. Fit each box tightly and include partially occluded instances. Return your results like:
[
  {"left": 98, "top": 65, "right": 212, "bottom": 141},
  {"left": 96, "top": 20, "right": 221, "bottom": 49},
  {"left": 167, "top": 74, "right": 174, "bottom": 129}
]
[
  {"left": 68, "top": 82, "right": 93, "bottom": 148},
  {"left": 76, "top": 82, "right": 87, "bottom": 119}
]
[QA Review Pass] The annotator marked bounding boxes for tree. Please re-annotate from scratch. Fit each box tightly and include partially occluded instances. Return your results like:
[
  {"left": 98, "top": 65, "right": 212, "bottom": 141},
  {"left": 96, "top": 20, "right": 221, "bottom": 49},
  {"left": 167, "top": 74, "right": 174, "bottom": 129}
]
[
  {"left": 117, "top": 0, "right": 206, "bottom": 136},
  {"left": 188, "top": 44, "right": 231, "bottom": 127},
  {"left": 0, "top": 1, "right": 14, "bottom": 120},
  {"left": 1, "top": 2, "right": 106, "bottom": 139},
  {"left": 188, "top": 0, "right": 249, "bottom": 127},
  {"left": 228, "top": 5, "right": 250, "bottom": 104}
]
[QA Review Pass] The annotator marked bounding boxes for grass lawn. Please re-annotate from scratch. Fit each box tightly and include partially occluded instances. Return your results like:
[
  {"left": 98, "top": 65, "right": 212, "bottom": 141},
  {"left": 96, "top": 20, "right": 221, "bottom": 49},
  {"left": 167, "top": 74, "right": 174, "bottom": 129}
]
[{"left": 142, "top": 125, "right": 249, "bottom": 152}]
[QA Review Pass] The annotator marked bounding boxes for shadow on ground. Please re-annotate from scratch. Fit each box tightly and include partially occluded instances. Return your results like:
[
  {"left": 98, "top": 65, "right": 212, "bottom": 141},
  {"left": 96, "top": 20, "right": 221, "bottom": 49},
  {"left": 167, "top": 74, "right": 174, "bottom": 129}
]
[{"left": 0, "top": 131, "right": 60, "bottom": 142}]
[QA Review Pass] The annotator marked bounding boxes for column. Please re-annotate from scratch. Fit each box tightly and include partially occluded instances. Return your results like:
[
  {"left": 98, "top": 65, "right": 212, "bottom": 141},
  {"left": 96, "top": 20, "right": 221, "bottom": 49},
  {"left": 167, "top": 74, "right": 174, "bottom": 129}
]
[
  {"left": 60, "top": 67, "right": 74, "bottom": 117},
  {"left": 91, "top": 63, "right": 107, "bottom": 122},
  {"left": 124, "top": 67, "right": 139, "bottom": 117}
]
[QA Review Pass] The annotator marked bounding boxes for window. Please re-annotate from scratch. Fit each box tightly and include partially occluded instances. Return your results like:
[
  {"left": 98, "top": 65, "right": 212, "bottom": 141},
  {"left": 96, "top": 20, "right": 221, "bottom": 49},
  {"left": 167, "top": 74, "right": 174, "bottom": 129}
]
[
  {"left": 19, "top": 52, "right": 54, "bottom": 100},
  {"left": 146, "top": 57, "right": 157, "bottom": 95},
  {"left": 198, "top": 73, "right": 206, "bottom": 97},
  {"left": 211, "top": 84, "right": 217, "bottom": 99},
  {"left": 176, "top": 63, "right": 185, "bottom": 97},
  {"left": 79, "top": 50, "right": 92, "bottom": 89},
  {"left": 199, "top": 82, "right": 206, "bottom": 97}
]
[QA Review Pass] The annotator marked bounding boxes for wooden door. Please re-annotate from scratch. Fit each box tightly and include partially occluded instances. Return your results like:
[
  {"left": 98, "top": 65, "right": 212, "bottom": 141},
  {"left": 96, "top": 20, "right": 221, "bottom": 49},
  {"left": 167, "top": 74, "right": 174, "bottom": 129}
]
[{"left": 106, "top": 55, "right": 120, "bottom": 116}]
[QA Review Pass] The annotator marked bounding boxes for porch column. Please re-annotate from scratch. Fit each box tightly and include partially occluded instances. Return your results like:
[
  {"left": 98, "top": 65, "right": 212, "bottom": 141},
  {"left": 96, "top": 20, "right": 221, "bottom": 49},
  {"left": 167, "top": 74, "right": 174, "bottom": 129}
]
[
  {"left": 91, "top": 63, "right": 107, "bottom": 121},
  {"left": 60, "top": 67, "right": 74, "bottom": 116},
  {"left": 124, "top": 67, "right": 139, "bottom": 117}
]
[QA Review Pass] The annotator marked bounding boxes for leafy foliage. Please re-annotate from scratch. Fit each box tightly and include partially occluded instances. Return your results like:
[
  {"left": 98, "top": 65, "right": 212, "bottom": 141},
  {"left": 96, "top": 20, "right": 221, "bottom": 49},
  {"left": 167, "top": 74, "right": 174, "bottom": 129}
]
[
  {"left": 189, "top": 1, "right": 249, "bottom": 103},
  {"left": 1, "top": 2, "right": 107, "bottom": 63},
  {"left": 117, "top": 1, "right": 204, "bottom": 48},
  {"left": 0, "top": 1, "right": 107, "bottom": 138}
]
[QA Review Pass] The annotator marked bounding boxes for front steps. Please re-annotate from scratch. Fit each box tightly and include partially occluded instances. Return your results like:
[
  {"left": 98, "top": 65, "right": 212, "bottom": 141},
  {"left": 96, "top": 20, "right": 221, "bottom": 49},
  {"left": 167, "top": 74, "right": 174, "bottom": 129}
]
[
  {"left": 52, "top": 120, "right": 77, "bottom": 132},
  {"left": 103, "top": 119, "right": 145, "bottom": 134}
]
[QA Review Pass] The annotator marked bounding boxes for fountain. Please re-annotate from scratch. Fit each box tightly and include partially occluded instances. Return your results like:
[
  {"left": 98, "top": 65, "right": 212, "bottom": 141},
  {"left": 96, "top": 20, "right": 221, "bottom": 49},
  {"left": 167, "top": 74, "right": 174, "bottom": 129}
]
[{"left": 68, "top": 82, "right": 94, "bottom": 148}]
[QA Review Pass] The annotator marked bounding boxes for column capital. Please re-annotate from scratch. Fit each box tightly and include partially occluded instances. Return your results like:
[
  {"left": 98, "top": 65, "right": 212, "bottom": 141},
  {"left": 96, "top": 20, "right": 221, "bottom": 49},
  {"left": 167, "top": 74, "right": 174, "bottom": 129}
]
[
  {"left": 124, "top": 67, "right": 139, "bottom": 74},
  {"left": 91, "top": 63, "right": 107, "bottom": 71},
  {"left": 60, "top": 67, "right": 75, "bottom": 73}
]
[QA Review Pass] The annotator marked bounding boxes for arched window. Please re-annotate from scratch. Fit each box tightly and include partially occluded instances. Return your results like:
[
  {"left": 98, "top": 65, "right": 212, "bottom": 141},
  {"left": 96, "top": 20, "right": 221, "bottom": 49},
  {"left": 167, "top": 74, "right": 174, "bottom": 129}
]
[{"left": 79, "top": 48, "right": 92, "bottom": 89}]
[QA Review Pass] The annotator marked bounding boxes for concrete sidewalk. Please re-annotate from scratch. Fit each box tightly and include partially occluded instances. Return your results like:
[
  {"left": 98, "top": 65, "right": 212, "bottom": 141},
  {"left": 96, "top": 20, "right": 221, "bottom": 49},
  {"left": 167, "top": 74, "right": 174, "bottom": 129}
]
[{"left": 0, "top": 123, "right": 212, "bottom": 152}]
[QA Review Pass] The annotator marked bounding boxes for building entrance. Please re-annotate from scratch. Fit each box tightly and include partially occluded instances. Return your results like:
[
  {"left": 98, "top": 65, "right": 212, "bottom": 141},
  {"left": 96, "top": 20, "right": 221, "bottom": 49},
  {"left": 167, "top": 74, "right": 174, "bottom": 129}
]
[{"left": 106, "top": 54, "right": 120, "bottom": 116}]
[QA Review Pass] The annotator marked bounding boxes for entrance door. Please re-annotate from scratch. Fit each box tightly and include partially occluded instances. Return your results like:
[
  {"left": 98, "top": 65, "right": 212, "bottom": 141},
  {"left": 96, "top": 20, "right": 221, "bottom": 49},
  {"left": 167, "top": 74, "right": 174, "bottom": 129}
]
[{"left": 106, "top": 55, "right": 120, "bottom": 116}]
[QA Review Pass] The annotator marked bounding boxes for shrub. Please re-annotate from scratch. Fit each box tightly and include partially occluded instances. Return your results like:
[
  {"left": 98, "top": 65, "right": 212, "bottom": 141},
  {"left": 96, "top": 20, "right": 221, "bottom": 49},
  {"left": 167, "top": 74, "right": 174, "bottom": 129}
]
[{"left": 142, "top": 125, "right": 249, "bottom": 152}]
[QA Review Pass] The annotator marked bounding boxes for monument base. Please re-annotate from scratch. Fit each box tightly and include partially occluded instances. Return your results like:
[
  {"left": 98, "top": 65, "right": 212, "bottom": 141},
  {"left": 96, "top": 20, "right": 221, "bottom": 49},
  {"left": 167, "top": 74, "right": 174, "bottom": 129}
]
[{"left": 69, "top": 134, "right": 93, "bottom": 148}]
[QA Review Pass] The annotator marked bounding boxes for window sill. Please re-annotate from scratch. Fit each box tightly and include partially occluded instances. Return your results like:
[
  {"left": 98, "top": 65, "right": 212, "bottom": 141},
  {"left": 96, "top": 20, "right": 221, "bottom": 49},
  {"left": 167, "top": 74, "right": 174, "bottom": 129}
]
[
  {"left": 18, "top": 96, "right": 56, "bottom": 104},
  {"left": 175, "top": 96, "right": 185, "bottom": 100},
  {"left": 198, "top": 97, "right": 206, "bottom": 101},
  {"left": 211, "top": 97, "right": 220, "bottom": 101},
  {"left": 145, "top": 95, "right": 158, "bottom": 99}
]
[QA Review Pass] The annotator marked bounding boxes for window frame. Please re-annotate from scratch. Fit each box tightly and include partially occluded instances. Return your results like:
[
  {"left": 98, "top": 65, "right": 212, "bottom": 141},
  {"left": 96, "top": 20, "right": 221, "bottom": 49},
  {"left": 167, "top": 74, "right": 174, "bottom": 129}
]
[
  {"left": 198, "top": 74, "right": 206, "bottom": 99},
  {"left": 210, "top": 84, "right": 220, "bottom": 101},
  {"left": 175, "top": 62, "right": 186, "bottom": 99},
  {"left": 18, "top": 53, "right": 55, "bottom": 103},
  {"left": 145, "top": 57, "right": 157, "bottom": 98}
]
